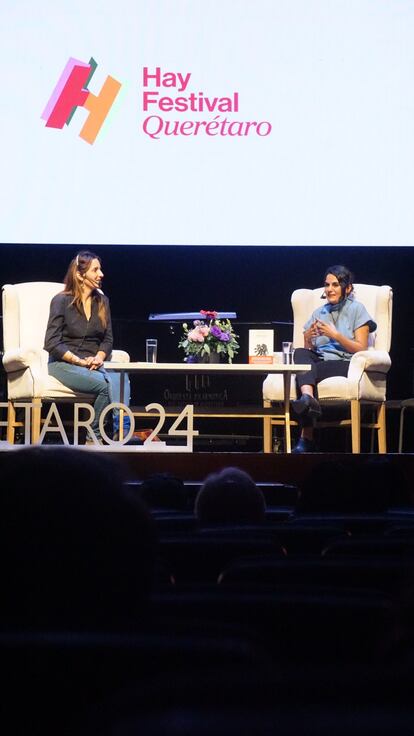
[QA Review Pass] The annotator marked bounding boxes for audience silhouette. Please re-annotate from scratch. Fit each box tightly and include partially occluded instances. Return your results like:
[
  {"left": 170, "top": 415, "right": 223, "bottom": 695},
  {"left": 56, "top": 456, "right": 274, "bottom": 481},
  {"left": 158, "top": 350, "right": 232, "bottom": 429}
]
[
  {"left": 194, "top": 467, "right": 266, "bottom": 525},
  {"left": 0, "top": 446, "right": 156, "bottom": 630},
  {"left": 139, "top": 472, "right": 188, "bottom": 510},
  {"left": 1, "top": 448, "right": 414, "bottom": 736}
]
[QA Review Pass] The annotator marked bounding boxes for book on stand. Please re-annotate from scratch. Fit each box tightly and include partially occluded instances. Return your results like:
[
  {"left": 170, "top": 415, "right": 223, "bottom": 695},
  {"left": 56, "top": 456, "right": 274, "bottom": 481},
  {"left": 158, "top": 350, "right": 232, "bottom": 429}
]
[{"left": 248, "top": 329, "right": 274, "bottom": 364}]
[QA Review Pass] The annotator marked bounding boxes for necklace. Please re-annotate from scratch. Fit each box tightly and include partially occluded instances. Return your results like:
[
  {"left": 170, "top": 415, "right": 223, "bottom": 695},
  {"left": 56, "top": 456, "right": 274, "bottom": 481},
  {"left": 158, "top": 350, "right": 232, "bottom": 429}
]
[{"left": 330, "top": 308, "right": 340, "bottom": 325}]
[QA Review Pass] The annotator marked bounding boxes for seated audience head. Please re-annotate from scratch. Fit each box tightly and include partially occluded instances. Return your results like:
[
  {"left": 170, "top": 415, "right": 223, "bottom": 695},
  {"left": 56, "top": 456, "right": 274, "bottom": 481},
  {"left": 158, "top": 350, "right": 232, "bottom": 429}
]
[
  {"left": 194, "top": 467, "right": 266, "bottom": 526},
  {"left": 139, "top": 473, "right": 188, "bottom": 510},
  {"left": 0, "top": 447, "right": 156, "bottom": 630}
]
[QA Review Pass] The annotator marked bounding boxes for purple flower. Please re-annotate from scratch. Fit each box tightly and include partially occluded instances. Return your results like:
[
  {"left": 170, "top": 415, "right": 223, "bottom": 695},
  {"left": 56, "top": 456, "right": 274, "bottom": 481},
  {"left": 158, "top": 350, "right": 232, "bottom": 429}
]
[
  {"left": 220, "top": 332, "right": 230, "bottom": 342},
  {"left": 210, "top": 325, "right": 222, "bottom": 339}
]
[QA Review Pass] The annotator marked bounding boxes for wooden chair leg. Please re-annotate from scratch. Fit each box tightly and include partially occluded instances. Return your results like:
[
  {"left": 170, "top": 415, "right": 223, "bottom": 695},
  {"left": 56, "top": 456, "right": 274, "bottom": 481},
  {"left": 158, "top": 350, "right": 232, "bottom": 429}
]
[
  {"left": 377, "top": 402, "right": 387, "bottom": 454},
  {"left": 31, "top": 399, "right": 42, "bottom": 444},
  {"left": 369, "top": 406, "right": 376, "bottom": 453},
  {"left": 263, "top": 416, "right": 272, "bottom": 453},
  {"left": 6, "top": 401, "right": 16, "bottom": 444},
  {"left": 398, "top": 406, "right": 406, "bottom": 453},
  {"left": 351, "top": 399, "right": 361, "bottom": 453}
]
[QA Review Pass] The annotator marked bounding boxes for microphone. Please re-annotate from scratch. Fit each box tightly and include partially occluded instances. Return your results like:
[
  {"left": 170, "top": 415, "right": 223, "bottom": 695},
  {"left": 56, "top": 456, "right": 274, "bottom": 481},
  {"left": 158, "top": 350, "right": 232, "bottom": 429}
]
[{"left": 84, "top": 276, "right": 101, "bottom": 289}]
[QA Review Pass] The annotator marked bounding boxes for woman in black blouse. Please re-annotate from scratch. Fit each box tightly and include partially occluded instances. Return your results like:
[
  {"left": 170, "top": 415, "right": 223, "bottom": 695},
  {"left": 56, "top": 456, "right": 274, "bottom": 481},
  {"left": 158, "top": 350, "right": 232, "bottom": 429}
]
[{"left": 44, "top": 251, "right": 115, "bottom": 443}]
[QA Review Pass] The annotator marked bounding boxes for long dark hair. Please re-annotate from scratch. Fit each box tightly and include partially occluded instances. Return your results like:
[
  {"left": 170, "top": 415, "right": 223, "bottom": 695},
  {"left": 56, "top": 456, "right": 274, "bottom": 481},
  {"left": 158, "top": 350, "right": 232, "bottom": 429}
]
[{"left": 63, "top": 250, "right": 108, "bottom": 327}]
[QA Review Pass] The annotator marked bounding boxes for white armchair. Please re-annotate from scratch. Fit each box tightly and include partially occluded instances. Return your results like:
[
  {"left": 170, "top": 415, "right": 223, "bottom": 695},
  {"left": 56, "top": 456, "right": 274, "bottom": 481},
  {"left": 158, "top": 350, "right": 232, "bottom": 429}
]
[
  {"left": 2, "top": 282, "right": 129, "bottom": 443},
  {"left": 263, "top": 284, "right": 393, "bottom": 453}
]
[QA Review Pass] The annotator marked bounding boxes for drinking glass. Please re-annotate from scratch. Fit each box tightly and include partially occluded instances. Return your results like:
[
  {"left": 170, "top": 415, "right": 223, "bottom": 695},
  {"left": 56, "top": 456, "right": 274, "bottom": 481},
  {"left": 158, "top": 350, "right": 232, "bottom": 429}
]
[
  {"left": 146, "top": 338, "right": 158, "bottom": 363},
  {"left": 282, "top": 341, "right": 293, "bottom": 364}
]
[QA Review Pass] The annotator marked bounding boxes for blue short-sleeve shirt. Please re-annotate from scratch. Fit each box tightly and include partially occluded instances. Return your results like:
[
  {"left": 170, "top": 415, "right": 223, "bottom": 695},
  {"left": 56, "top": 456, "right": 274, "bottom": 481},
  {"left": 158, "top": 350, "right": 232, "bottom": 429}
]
[{"left": 304, "top": 297, "right": 377, "bottom": 360}]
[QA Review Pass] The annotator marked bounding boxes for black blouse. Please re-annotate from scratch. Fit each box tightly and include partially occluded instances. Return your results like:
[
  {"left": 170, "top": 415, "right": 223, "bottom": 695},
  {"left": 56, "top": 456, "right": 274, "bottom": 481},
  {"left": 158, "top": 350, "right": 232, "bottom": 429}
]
[{"left": 44, "top": 292, "right": 113, "bottom": 361}]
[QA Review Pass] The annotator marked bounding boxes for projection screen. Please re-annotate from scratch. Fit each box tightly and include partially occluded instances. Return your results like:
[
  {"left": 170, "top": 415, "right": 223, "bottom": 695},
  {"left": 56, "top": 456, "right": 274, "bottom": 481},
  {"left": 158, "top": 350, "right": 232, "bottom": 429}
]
[{"left": 1, "top": 0, "right": 413, "bottom": 246}]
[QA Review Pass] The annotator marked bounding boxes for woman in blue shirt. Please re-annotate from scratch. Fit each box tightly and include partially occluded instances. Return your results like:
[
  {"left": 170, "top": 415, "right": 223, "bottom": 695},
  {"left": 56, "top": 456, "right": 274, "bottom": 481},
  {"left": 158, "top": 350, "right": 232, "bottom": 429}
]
[{"left": 292, "top": 265, "right": 376, "bottom": 453}]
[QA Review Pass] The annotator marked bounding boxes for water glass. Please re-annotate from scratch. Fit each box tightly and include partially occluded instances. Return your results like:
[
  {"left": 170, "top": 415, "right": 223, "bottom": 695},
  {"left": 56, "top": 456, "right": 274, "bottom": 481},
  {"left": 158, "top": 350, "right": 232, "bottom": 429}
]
[
  {"left": 282, "top": 341, "right": 293, "bottom": 364},
  {"left": 146, "top": 338, "right": 158, "bottom": 363}
]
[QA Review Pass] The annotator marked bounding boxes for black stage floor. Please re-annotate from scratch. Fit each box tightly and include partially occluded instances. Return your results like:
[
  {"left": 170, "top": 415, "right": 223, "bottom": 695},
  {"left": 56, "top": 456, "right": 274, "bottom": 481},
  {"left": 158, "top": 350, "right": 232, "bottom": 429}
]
[
  {"left": 2, "top": 444, "right": 413, "bottom": 505},
  {"left": 106, "top": 450, "right": 414, "bottom": 489}
]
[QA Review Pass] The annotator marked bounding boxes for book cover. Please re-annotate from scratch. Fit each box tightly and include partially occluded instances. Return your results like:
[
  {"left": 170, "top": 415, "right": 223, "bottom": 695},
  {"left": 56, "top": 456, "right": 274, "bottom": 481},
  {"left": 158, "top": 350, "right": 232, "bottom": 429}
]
[{"left": 248, "top": 329, "right": 274, "bottom": 364}]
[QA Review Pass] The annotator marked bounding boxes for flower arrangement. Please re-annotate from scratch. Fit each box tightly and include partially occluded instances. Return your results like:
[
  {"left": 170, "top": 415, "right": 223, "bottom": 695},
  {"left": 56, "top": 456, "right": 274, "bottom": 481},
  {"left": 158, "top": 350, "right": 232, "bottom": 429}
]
[{"left": 178, "top": 310, "right": 239, "bottom": 363}]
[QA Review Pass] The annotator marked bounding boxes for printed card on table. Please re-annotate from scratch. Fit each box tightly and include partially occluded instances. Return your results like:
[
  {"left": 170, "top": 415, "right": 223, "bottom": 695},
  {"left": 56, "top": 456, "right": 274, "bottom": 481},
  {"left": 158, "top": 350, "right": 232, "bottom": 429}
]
[{"left": 248, "top": 329, "right": 274, "bottom": 364}]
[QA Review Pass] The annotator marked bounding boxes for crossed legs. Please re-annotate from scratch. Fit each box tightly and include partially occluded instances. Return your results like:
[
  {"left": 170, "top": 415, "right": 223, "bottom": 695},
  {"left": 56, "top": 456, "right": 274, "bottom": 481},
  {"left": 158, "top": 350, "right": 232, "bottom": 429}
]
[
  {"left": 292, "top": 348, "right": 349, "bottom": 449},
  {"left": 48, "top": 363, "right": 111, "bottom": 440}
]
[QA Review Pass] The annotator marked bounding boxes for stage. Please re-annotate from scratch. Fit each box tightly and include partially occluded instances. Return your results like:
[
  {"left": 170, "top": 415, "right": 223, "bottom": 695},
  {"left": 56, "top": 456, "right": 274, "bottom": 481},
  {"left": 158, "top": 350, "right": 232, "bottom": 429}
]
[{"left": 74, "top": 449, "right": 414, "bottom": 494}]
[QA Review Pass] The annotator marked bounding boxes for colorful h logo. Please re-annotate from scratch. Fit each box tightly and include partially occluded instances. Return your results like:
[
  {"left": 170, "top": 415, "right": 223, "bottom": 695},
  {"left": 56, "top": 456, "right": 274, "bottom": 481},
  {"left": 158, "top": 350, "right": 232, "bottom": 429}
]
[{"left": 41, "top": 57, "right": 122, "bottom": 144}]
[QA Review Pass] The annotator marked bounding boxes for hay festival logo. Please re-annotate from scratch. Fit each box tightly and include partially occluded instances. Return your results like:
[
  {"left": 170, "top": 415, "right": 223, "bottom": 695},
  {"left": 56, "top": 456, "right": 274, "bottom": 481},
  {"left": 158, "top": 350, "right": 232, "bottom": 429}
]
[
  {"left": 42, "top": 57, "right": 122, "bottom": 144},
  {"left": 41, "top": 59, "right": 271, "bottom": 144},
  {"left": 141, "top": 66, "right": 272, "bottom": 140}
]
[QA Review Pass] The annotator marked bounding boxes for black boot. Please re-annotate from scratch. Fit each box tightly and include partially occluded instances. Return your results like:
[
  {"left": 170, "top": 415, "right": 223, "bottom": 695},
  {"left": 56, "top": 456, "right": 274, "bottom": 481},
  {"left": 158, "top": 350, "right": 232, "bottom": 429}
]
[
  {"left": 291, "top": 394, "right": 321, "bottom": 420},
  {"left": 292, "top": 437, "right": 316, "bottom": 453}
]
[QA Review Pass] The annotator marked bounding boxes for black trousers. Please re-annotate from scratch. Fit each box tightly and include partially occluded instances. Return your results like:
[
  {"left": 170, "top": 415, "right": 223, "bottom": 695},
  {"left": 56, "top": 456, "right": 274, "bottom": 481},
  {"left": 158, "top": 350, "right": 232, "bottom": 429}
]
[{"left": 293, "top": 348, "right": 349, "bottom": 398}]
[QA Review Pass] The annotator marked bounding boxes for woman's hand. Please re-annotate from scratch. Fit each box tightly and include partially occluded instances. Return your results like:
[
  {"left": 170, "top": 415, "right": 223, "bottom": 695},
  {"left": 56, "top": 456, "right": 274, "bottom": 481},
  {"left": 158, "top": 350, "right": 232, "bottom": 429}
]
[
  {"left": 85, "top": 352, "right": 105, "bottom": 370},
  {"left": 314, "top": 319, "right": 339, "bottom": 341},
  {"left": 314, "top": 321, "right": 369, "bottom": 354},
  {"left": 303, "top": 321, "right": 319, "bottom": 349}
]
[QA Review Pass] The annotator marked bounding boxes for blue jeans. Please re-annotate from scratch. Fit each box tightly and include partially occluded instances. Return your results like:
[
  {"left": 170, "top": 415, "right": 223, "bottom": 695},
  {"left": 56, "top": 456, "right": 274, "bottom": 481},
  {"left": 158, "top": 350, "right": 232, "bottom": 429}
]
[
  {"left": 48, "top": 363, "right": 112, "bottom": 440},
  {"left": 48, "top": 363, "right": 131, "bottom": 438},
  {"left": 108, "top": 371, "right": 131, "bottom": 434}
]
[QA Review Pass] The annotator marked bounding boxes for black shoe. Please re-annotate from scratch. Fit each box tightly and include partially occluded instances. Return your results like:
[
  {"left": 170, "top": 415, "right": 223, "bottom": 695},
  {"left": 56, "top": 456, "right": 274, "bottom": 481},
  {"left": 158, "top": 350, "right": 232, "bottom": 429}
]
[
  {"left": 291, "top": 394, "right": 322, "bottom": 419},
  {"left": 292, "top": 437, "right": 316, "bottom": 454},
  {"left": 125, "top": 436, "right": 144, "bottom": 446}
]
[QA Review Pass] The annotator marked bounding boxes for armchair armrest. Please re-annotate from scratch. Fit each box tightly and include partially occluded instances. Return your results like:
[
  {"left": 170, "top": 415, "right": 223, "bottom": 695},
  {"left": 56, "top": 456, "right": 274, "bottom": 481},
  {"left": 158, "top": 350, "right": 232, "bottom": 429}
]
[
  {"left": 350, "top": 350, "right": 391, "bottom": 373},
  {"left": 109, "top": 350, "right": 130, "bottom": 363},
  {"left": 2, "top": 347, "right": 44, "bottom": 373},
  {"left": 3, "top": 347, "right": 130, "bottom": 371},
  {"left": 348, "top": 349, "right": 391, "bottom": 376}
]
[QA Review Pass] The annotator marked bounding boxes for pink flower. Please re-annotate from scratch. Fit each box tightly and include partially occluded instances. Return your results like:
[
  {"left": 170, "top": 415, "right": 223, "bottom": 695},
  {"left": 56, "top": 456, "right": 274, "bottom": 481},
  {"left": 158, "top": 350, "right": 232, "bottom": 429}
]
[{"left": 188, "top": 326, "right": 206, "bottom": 343}]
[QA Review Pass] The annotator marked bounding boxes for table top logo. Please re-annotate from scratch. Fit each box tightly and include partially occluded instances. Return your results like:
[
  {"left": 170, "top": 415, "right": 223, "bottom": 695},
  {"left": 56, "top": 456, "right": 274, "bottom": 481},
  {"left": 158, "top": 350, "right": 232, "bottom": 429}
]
[{"left": 41, "top": 57, "right": 122, "bottom": 144}]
